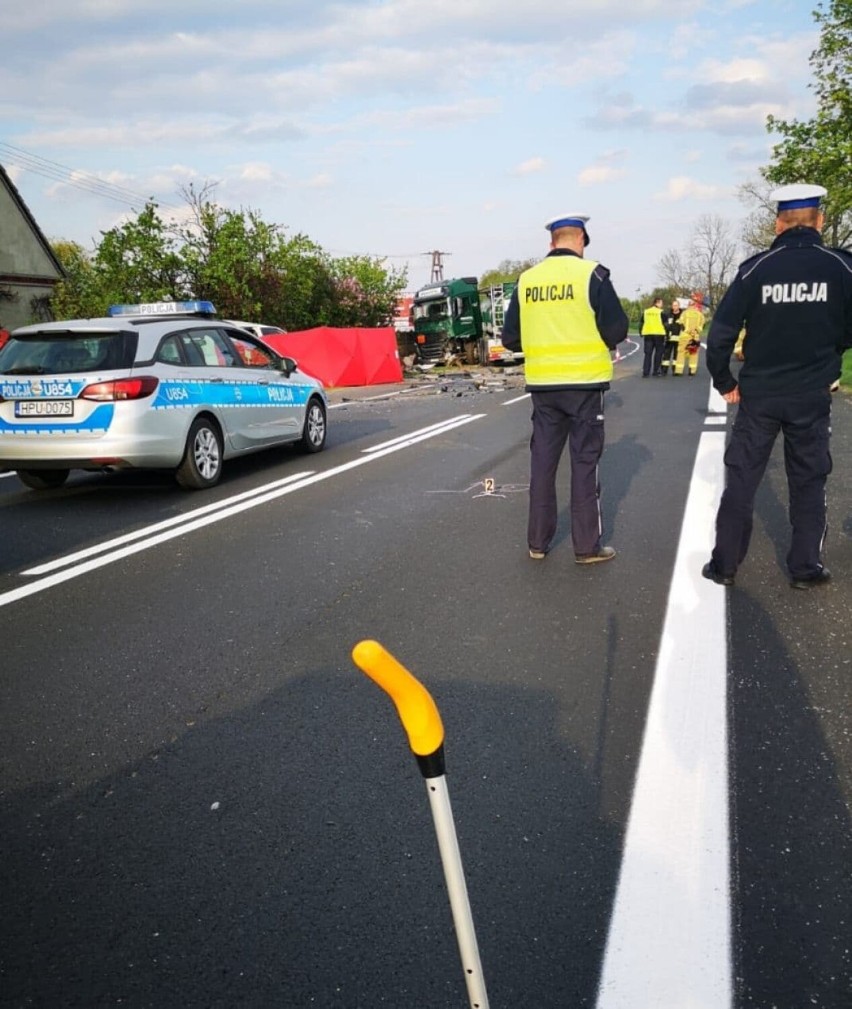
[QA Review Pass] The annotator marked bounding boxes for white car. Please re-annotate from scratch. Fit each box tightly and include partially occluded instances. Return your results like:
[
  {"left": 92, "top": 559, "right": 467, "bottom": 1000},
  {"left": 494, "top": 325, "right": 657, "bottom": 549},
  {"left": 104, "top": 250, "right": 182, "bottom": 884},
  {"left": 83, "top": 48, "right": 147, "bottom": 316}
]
[
  {"left": 0, "top": 301, "right": 327, "bottom": 491},
  {"left": 226, "top": 320, "right": 287, "bottom": 340}
]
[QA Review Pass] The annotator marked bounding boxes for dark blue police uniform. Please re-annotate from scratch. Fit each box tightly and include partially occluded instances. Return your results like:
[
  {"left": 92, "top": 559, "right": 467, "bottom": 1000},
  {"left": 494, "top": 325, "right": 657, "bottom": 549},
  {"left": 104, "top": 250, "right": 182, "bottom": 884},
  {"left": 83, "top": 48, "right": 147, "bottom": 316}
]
[
  {"left": 705, "top": 196, "right": 852, "bottom": 587},
  {"left": 502, "top": 214, "right": 628, "bottom": 561}
]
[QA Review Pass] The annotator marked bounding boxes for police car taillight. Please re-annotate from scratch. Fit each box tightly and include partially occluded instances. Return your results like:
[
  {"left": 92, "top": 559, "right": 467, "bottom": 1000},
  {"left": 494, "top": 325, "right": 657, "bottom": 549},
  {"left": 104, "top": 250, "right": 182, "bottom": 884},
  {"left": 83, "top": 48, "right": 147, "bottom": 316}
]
[{"left": 81, "top": 377, "right": 159, "bottom": 401}]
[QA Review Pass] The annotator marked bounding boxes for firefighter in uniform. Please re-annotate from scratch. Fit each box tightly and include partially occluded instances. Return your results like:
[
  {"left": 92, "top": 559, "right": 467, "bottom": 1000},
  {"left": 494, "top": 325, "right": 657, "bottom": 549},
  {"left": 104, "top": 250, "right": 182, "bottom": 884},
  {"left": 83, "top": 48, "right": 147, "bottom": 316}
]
[
  {"left": 502, "top": 214, "right": 629, "bottom": 563},
  {"left": 674, "top": 293, "right": 705, "bottom": 375},
  {"left": 703, "top": 183, "right": 852, "bottom": 589},
  {"left": 661, "top": 299, "right": 683, "bottom": 374},
  {"left": 640, "top": 297, "right": 667, "bottom": 376}
]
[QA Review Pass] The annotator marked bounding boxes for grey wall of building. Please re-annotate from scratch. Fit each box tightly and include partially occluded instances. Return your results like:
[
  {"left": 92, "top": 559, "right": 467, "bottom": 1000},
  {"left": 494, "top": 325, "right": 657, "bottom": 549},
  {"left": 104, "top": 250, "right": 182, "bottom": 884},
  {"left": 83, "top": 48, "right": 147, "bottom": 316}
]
[{"left": 0, "top": 168, "right": 64, "bottom": 331}]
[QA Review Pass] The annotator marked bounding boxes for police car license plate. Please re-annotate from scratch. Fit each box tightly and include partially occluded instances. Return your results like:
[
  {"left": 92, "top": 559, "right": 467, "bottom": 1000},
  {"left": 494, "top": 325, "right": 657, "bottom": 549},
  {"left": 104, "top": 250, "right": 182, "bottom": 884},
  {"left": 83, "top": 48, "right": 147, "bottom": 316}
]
[{"left": 14, "top": 400, "right": 74, "bottom": 418}]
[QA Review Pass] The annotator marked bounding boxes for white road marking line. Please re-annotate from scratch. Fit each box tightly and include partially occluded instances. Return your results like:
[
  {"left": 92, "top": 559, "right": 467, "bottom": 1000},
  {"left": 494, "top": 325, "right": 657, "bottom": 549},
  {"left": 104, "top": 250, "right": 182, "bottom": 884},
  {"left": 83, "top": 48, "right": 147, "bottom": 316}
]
[
  {"left": 363, "top": 415, "right": 474, "bottom": 453},
  {"left": 0, "top": 415, "right": 485, "bottom": 609},
  {"left": 502, "top": 393, "right": 530, "bottom": 406},
  {"left": 707, "top": 383, "right": 728, "bottom": 415},
  {"left": 615, "top": 337, "right": 641, "bottom": 362},
  {"left": 597, "top": 426, "right": 732, "bottom": 1009},
  {"left": 24, "top": 471, "right": 316, "bottom": 576},
  {"left": 0, "top": 471, "right": 17, "bottom": 480}
]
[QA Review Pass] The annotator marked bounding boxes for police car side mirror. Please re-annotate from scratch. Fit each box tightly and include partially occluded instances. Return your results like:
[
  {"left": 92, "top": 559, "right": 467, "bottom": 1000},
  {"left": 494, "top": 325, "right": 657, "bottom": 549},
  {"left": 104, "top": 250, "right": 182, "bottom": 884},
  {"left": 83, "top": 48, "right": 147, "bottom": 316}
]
[{"left": 276, "top": 356, "right": 298, "bottom": 376}]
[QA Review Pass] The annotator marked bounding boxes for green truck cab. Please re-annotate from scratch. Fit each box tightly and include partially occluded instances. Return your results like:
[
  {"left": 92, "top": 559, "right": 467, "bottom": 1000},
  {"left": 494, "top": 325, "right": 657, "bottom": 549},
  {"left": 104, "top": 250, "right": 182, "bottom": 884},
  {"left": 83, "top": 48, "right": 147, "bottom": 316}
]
[{"left": 412, "top": 277, "right": 520, "bottom": 367}]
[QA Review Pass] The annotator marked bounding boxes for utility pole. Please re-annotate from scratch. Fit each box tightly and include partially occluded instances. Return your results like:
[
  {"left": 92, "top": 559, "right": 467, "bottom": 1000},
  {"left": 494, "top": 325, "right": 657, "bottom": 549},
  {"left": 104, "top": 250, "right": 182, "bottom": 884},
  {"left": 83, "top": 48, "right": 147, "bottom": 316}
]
[{"left": 423, "top": 250, "right": 451, "bottom": 283}]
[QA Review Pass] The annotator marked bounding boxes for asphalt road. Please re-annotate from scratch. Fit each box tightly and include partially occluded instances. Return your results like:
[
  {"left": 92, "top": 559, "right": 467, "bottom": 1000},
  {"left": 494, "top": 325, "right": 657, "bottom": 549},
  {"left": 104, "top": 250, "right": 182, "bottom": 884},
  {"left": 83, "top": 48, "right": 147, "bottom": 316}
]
[{"left": 1, "top": 352, "right": 850, "bottom": 1008}]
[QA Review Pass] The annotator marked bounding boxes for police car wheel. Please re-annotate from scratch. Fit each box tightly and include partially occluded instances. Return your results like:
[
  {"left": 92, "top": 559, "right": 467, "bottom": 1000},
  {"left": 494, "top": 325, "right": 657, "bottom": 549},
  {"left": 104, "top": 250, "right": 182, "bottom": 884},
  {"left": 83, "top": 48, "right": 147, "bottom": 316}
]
[
  {"left": 299, "top": 398, "right": 327, "bottom": 453},
  {"left": 176, "top": 417, "right": 223, "bottom": 489},
  {"left": 16, "top": 468, "right": 70, "bottom": 491}
]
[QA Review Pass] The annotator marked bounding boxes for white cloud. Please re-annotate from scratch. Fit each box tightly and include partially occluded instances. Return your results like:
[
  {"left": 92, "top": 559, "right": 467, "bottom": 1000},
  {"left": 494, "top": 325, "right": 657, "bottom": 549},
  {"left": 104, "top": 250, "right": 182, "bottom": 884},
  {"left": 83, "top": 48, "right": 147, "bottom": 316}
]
[
  {"left": 578, "top": 165, "right": 627, "bottom": 186},
  {"left": 654, "top": 176, "right": 731, "bottom": 202},
  {"left": 239, "top": 162, "right": 275, "bottom": 183},
  {"left": 512, "top": 157, "right": 546, "bottom": 176},
  {"left": 697, "top": 57, "right": 770, "bottom": 84},
  {"left": 347, "top": 98, "right": 500, "bottom": 132}
]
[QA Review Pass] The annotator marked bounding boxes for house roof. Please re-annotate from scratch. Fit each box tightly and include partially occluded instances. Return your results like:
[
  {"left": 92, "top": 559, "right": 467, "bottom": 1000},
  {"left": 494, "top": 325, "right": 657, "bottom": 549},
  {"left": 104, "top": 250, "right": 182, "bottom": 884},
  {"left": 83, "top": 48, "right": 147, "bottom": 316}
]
[{"left": 0, "top": 162, "right": 65, "bottom": 281}]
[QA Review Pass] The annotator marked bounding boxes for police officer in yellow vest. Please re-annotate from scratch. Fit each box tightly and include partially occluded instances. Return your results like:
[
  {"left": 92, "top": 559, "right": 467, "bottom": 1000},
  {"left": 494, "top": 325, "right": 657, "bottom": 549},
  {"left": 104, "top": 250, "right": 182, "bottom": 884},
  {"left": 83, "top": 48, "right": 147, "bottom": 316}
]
[
  {"left": 640, "top": 297, "right": 667, "bottom": 376},
  {"left": 502, "top": 213, "right": 629, "bottom": 563}
]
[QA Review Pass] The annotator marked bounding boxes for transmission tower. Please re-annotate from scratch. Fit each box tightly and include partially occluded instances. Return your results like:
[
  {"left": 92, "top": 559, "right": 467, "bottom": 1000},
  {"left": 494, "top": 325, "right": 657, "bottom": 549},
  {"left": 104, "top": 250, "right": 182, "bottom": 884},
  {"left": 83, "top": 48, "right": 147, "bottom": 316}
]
[{"left": 423, "top": 250, "right": 451, "bottom": 283}]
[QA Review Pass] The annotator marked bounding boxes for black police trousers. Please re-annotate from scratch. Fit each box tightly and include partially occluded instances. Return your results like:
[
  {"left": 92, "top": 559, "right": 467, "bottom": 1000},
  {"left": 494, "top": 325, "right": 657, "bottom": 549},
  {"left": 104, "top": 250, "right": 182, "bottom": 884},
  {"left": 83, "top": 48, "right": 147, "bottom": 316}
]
[
  {"left": 527, "top": 388, "right": 605, "bottom": 556},
  {"left": 711, "top": 389, "right": 832, "bottom": 580},
  {"left": 642, "top": 336, "right": 665, "bottom": 376}
]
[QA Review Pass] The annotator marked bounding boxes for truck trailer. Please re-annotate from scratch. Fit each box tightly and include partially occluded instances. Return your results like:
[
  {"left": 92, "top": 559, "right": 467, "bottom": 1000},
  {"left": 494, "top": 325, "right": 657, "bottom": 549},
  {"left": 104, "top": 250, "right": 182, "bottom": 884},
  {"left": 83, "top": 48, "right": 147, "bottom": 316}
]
[{"left": 411, "top": 278, "right": 520, "bottom": 366}]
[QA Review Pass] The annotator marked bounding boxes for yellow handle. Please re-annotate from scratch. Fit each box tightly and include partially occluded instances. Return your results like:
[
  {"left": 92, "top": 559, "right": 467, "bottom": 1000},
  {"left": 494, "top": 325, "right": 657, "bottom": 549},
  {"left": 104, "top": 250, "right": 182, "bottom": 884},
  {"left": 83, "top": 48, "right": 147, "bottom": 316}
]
[{"left": 352, "top": 640, "right": 445, "bottom": 756}]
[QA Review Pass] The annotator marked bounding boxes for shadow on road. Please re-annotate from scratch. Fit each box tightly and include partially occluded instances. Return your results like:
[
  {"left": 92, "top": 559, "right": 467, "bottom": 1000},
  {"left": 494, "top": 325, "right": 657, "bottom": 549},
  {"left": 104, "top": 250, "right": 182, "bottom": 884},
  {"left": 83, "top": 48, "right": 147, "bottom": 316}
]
[
  {"left": 728, "top": 590, "right": 852, "bottom": 1007},
  {"left": 1, "top": 667, "right": 622, "bottom": 1008}
]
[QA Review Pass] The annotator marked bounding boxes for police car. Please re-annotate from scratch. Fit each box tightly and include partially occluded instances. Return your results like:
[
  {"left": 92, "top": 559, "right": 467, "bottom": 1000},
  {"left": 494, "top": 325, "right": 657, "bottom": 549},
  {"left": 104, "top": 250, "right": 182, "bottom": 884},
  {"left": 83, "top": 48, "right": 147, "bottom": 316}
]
[{"left": 0, "top": 301, "right": 327, "bottom": 491}]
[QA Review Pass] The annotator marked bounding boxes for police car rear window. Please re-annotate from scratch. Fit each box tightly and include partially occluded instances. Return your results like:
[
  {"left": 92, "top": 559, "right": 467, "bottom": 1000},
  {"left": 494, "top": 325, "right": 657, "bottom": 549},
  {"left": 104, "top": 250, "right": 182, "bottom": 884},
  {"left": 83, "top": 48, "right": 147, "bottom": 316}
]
[{"left": 0, "top": 331, "right": 138, "bottom": 375}]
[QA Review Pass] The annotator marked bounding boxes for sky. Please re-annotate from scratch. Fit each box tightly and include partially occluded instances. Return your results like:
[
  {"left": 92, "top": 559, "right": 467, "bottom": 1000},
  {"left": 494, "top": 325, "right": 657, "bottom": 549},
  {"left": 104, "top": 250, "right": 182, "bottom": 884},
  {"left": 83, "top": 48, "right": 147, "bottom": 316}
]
[{"left": 1, "top": 0, "right": 819, "bottom": 302}]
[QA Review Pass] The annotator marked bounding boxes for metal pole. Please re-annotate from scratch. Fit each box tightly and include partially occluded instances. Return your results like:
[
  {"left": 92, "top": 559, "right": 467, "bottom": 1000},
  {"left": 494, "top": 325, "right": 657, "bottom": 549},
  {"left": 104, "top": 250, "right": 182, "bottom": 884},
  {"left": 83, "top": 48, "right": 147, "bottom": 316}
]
[
  {"left": 425, "top": 774, "right": 489, "bottom": 1008},
  {"left": 351, "top": 639, "right": 490, "bottom": 1009}
]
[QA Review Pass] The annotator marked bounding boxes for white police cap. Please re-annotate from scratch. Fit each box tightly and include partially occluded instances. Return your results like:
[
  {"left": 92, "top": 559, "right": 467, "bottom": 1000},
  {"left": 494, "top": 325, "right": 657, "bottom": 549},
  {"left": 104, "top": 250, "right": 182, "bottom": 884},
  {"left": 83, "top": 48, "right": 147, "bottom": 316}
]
[
  {"left": 769, "top": 183, "right": 826, "bottom": 212},
  {"left": 545, "top": 214, "right": 590, "bottom": 246}
]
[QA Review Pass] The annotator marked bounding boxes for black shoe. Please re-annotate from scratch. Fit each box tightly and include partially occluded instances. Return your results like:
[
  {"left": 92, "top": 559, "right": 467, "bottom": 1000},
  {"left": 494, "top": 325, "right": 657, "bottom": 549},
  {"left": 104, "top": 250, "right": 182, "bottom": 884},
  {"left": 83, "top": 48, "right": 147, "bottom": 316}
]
[
  {"left": 790, "top": 568, "right": 831, "bottom": 590},
  {"left": 702, "top": 562, "right": 734, "bottom": 586},
  {"left": 575, "top": 546, "right": 616, "bottom": 565}
]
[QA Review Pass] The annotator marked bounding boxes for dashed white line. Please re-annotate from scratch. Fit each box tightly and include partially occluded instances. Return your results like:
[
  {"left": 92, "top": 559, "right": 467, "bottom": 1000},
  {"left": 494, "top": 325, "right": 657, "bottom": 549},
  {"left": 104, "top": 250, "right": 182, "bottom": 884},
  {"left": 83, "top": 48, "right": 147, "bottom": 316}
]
[
  {"left": 0, "top": 414, "right": 485, "bottom": 609},
  {"left": 363, "top": 415, "right": 476, "bottom": 453},
  {"left": 24, "top": 471, "right": 315, "bottom": 576}
]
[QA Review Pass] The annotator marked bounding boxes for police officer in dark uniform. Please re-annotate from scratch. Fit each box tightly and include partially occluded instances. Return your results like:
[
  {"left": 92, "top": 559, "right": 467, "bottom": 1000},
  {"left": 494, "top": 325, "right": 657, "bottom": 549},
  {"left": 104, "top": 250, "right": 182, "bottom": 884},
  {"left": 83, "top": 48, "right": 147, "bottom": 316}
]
[
  {"left": 502, "top": 213, "right": 629, "bottom": 563},
  {"left": 702, "top": 183, "right": 852, "bottom": 589}
]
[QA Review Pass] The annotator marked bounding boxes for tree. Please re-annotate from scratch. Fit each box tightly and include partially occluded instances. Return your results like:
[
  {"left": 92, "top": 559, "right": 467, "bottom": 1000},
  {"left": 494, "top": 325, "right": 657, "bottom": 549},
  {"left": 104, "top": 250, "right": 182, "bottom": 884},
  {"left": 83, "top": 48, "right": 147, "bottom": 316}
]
[
  {"left": 655, "top": 249, "right": 693, "bottom": 293},
  {"left": 764, "top": 0, "right": 852, "bottom": 247},
  {"left": 655, "top": 215, "right": 739, "bottom": 308},
  {"left": 737, "top": 180, "right": 777, "bottom": 255},
  {"left": 326, "top": 255, "right": 408, "bottom": 328},
  {"left": 479, "top": 258, "right": 539, "bottom": 287},
  {"left": 48, "top": 185, "right": 407, "bottom": 330},
  {"left": 688, "top": 215, "right": 740, "bottom": 308},
  {"left": 178, "top": 198, "right": 287, "bottom": 322},
  {"left": 174, "top": 183, "right": 406, "bottom": 329},
  {"left": 49, "top": 241, "right": 106, "bottom": 320},
  {"left": 94, "top": 202, "right": 187, "bottom": 306}
]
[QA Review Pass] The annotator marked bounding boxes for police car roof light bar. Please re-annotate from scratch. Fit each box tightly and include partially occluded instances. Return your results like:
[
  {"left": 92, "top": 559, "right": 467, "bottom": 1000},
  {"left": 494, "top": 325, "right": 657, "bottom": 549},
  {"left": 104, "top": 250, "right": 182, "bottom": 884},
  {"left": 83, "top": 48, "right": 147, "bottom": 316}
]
[
  {"left": 107, "top": 300, "right": 216, "bottom": 318},
  {"left": 351, "top": 639, "right": 490, "bottom": 1009}
]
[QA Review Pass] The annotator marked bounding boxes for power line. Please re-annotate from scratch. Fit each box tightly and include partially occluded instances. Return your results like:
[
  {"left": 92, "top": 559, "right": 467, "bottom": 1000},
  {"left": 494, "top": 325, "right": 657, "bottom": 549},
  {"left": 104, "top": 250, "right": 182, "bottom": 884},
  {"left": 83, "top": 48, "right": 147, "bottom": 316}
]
[{"left": 0, "top": 142, "right": 183, "bottom": 213}]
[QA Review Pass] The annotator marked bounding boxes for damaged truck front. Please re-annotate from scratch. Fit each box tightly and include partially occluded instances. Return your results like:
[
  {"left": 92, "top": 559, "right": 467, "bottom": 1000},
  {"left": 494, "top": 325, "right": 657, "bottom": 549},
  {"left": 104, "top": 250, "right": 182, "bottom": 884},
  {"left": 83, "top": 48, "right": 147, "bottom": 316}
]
[{"left": 412, "top": 278, "right": 519, "bottom": 367}]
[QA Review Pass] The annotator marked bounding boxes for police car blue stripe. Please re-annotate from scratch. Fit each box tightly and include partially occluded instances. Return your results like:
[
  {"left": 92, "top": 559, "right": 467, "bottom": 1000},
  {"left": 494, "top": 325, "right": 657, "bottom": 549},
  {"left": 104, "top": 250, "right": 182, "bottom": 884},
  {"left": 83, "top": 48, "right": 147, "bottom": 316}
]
[
  {"left": 151, "top": 379, "right": 313, "bottom": 410},
  {"left": 0, "top": 379, "right": 88, "bottom": 398}
]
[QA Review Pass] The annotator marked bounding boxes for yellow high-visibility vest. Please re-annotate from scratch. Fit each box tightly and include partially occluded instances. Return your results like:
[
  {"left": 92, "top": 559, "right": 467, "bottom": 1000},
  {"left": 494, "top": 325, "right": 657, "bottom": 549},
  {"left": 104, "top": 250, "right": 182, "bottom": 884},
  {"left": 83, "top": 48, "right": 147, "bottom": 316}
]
[
  {"left": 641, "top": 306, "right": 666, "bottom": 335},
  {"left": 518, "top": 255, "right": 612, "bottom": 386}
]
